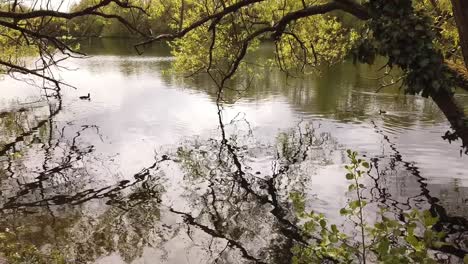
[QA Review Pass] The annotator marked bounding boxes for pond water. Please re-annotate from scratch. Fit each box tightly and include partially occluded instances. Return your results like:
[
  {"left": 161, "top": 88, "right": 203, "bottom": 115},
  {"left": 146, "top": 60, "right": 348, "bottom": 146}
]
[{"left": 0, "top": 39, "right": 467, "bottom": 263}]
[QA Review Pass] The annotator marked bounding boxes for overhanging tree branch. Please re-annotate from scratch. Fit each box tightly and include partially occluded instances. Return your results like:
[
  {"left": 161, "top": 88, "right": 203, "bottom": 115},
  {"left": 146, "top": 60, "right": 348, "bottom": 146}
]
[
  {"left": 0, "top": 0, "right": 146, "bottom": 20},
  {"left": 0, "top": 59, "right": 74, "bottom": 89},
  {"left": 0, "top": 0, "right": 150, "bottom": 90},
  {"left": 135, "top": 0, "right": 265, "bottom": 51},
  {"left": 135, "top": 0, "right": 370, "bottom": 51}
]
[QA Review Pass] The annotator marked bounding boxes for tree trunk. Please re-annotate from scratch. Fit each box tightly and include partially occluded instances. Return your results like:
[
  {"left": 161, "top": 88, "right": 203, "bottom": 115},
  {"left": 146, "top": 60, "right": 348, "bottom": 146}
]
[
  {"left": 431, "top": 90, "right": 468, "bottom": 155},
  {"left": 451, "top": 0, "right": 468, "bottom": 69}
]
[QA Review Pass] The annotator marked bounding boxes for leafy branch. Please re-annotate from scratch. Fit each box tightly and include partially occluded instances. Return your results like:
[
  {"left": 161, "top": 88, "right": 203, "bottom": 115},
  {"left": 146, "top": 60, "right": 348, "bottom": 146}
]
[{"left": 290, "top": 150, "right": 452, "bottom": 264}]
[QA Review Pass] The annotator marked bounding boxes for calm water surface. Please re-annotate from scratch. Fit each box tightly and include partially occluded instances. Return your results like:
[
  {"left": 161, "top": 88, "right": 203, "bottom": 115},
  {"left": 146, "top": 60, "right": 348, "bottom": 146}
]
[{"left": 0, "top": 39, "right": 467, "bottom": 263}]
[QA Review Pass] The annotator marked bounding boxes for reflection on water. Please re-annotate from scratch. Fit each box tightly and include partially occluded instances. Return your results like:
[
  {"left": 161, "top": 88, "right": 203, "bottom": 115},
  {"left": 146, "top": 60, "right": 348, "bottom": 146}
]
[{"left": 0, "top": 39, "right": 467, "bottom": 263}]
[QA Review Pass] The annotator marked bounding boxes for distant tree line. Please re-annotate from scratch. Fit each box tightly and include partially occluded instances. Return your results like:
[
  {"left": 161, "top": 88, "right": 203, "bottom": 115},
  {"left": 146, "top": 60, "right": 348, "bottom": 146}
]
[{"left": 63, "top": 0, "right": 174, "bottom": 38}]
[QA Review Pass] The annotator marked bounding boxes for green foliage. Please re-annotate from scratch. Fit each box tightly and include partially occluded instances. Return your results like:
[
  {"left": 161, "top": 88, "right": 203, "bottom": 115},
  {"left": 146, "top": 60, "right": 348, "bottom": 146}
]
[
  {"left": 414, "top": 0, "right": 461, "bottom": 61},
  {"left": 169, "top": 0, "right": 261, "bottom": 79},
  {"left": 169, "top": 0, "right": 360, "bottom": 78},
  {"left": 0, "top": 28, "right": 36, "bottom": 72},
  {"left": 166, "top": 0, "right": 463, "bottom": 96},
  {"left": 291, "top": 150, "right": 447, "bottom": 263},
  {"left": 3, "top": 0, "right": 464, "bottom": 98},
  {"left": 354, "top": 0, "right": 456, "bottom": 97},
  {"left": 291, "top": 192, "right": 354, "bottom": 263},
  {"left": 68, "top": 0, "right": 174, "bottom": 37},
  {"left": 275, "top": 15, "right": 359, "bottom": 72}
]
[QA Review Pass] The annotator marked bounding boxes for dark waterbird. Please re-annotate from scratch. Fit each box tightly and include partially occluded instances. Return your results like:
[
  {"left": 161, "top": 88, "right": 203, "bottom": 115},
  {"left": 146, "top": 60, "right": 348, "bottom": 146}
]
[{"left": 79, "top": 93, "right": 90, "bottom": 100}]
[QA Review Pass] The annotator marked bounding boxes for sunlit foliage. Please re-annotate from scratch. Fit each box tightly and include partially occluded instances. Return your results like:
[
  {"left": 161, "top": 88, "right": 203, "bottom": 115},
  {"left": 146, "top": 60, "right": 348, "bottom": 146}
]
[
  {"left": 68, "top": 0, "right": 173, "bottom": 37},
  {"left": 133, "top": 0, "right": 465, "bottom": 97},
  {"left": 0, "top": 28, "right": 36, "bottom": 73},
  {"left": 414, "top": 0, "right": 461, "bottom": 62},
  {"left": 167, "top": 0, "right": 360, "bottom": 77}
]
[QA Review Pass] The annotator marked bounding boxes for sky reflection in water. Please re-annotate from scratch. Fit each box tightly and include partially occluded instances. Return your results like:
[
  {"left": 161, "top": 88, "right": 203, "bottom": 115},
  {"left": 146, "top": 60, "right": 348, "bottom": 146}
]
[{"left": 0, "top": 40, "right": 466, "bottom": 263}]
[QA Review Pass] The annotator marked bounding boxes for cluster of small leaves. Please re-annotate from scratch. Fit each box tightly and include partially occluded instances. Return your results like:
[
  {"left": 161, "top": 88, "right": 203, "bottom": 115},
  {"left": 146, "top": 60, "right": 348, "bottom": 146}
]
[
  {"left": 67, "top": 0, "right": 173, "bottom": 37},
  {"left": 290, "top": 150, "right": 448, "bottom": 263},
  {"left": 413, "top": 0, "right": 461, "bottom": 62},
  {"left": 0, "top": 228, "right": 66, "bottom": 264},
  {"left": 369, "top": 209, "right": 447, "bottom": 264},
  {"left": 171, "top": 23, "right": 261, "bottom": 79},
  {"left": 290, "top": 192, "right": 355, "bottom": 263},
  {"left": 275, "top": 15, "right": 359, "bottom": 73},
  {"left": 355, "top": 0, "right": 455, "bottom": 97},
  {"left": 341, "top": 149, "right": 369, "bottom": 215},
  {"left": 169, "top": 0, "right": 360, "bottom": 79},
  {"left": 0, "top": 28, "right": 36, "bottom": 73},
  {"left": 169, "top": 0, "right": 262, "bottom": 81}
]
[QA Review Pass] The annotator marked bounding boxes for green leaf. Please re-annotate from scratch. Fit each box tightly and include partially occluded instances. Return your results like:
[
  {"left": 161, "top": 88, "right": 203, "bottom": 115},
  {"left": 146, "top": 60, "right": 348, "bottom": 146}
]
[
  {"left": 304, "top": 221, "right": 316, "bottom": 233},
  {"left": 377, "top": 238, "right": 390, "bottom": 254},
  {"left": 423, "top": 210, "right": 438, "bottom": 227},
  {"left": 463, "top": 255, "right": 468, "bottom": 264},
  {"left": 346, "top": 173, "right": 354, "bottom": 180},
  {"left": 406, "top": 235, "right": 419, "bottom": 247},
  {"left": 349, "top": 200, "right": 360, "bottom": 210},
  {"left": 362, "top": 162, "right": 369, "bottom": 168},
  {"left": 340, "top": 208, "right": 349, "bottom": 215},
  {"left": 331, "top": 224, "right": 339, "bottom": 233},
  {"left": 432, "top": 241, "right": 447, "bottom": 248},
  {"left": 319, "top": 219, "right": 327, "bottom": 228}
]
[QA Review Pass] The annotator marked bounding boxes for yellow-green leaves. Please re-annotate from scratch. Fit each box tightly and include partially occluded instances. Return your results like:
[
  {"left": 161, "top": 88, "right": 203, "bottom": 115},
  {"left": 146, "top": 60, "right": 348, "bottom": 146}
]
[
  {"left": 0, "top": 28, "right": 36, "bottom": 66},
  {"left": 274, "top": 15, "right": 358, "bottom": 73},
  {"left": 292, "top": 151, "right": 448, "bottom": 264},
  {"left": 168, "top": 0, "right": 361, "bottom": 81}
]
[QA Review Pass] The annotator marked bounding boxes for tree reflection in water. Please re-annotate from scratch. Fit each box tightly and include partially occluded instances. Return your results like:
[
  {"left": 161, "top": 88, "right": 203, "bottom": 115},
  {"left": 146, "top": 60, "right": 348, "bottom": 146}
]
[
  {"left": 0, "top": 96, "right": 168, "bottom": 263},
  {"left": 367, "top": 120, "right": 467, "bottom": 259},
  {"left": 171, "top": 113, "right": 335, "bottom": 263},
  {"left": 0, "top": 95, "right": 466, "bottom": 263}
]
